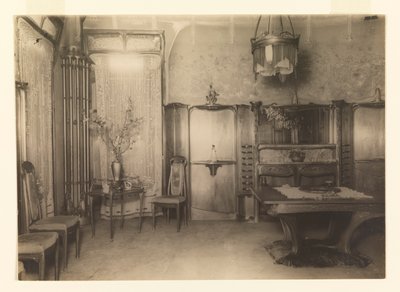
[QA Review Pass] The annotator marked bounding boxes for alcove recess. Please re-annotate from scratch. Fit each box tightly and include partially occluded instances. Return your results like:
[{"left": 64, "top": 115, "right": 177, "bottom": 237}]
[{"left": 164, "top": 103, "right": 255, "bottom": 220}]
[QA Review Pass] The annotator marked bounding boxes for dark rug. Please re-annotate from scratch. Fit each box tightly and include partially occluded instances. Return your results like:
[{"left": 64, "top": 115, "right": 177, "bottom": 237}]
[{"left": 265, "top": 240, "right": 372, "bottom": 268}]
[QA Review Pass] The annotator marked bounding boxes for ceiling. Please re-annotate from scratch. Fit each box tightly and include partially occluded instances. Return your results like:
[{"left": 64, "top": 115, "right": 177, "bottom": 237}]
[{"left": 83, "top": 14, "right": 379, "bottom": 30}]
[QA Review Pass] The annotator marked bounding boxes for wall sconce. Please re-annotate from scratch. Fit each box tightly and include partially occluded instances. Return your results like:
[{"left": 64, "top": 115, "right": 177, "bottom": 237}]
[{"left": 251, "top": 15, "right": 300, "bottom": 83}]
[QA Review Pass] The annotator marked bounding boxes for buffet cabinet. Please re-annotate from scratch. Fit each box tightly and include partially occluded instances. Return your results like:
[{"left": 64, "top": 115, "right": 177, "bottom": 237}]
[{"left": 256, "top": 144, "right": 338, "bottom": 187}]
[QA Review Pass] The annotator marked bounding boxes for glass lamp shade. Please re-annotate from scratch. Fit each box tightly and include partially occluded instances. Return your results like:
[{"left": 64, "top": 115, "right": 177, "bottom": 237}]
[{"left": 251, "top": 15, "right": 300, "bottom": 82}]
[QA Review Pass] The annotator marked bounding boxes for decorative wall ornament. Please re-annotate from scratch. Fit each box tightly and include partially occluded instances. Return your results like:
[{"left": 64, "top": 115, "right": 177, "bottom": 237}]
[
  {"left": 289, "top": 148, "right": 306, "bottom": 162},
  {"left": 206, "top": 84, "right": 219, "bottom": 105},
  {"left": 85, "top": 31, "right": 164, "bottom": 54}
]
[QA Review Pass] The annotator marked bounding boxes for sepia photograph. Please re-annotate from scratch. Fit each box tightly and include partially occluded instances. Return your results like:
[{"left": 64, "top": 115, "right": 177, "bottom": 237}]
[{"left": 2, "top": 0, "right": 400, "bottom": 289}]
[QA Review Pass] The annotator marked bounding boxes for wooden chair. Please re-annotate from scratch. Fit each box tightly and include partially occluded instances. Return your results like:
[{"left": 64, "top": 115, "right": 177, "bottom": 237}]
[
  {"left": 151, "top": 156, "right": 188, "bottom": 232},
  {"left": 298, "top": 164, "right": 337, "bottom": 187},
  {"left": 18, "top": 232, "right": 59, "bottom": 280},
  {"left": 258, "top": 165, "right": 296, "bottom": 187},
  {"left": 21, "top": 161, "right": 80, "bottom": 270}
]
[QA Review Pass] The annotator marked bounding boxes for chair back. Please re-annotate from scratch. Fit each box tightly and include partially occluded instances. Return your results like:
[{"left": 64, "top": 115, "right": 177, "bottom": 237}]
[
  {"left": 257, "top": 165, "right": 296, "bottom": 187},
  {"left": 298, "top": 164, "right": 337, "bottom": 187},
  {"left": 167, "top": 156, "right": 187, "bottom": 197},
  {"left": 21, "top": 161, "right": 43, "bottom": 224}
]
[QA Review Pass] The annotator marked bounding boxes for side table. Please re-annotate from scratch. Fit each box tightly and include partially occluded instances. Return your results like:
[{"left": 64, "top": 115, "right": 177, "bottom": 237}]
[{"left": 87, "top": 186, "right": 145, "bottom": 240}]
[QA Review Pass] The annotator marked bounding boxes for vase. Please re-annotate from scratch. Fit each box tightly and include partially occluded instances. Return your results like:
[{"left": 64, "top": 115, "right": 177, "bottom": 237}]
[
  {"left": 210, "top": 145, "right": 217, "bottom": 162},
  {"left": 111, "top": 161, "right": 122, "bottom": 181}
]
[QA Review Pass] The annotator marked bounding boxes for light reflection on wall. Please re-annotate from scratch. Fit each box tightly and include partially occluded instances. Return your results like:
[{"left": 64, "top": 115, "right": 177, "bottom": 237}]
[
  {"left": 354, "top": 107, "right": 385, "bottom": 160},
  {"left": 108, "top": 54, "right": 144, "bottom": 73},
  {"left": 189, "top": 109, "right": 235, "bottom": 161}
]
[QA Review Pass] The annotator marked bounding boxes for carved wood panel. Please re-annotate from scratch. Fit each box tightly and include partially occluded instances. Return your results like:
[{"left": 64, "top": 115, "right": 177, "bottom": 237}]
[
  {"left": 259, "top": 165, "right": 295, "bottom": 177},
  {"left": 257, "top": 163, "right": 337, "bottom": 187},
  {"left": 298, "top": 164, "right": 337, "bottom": 177}
]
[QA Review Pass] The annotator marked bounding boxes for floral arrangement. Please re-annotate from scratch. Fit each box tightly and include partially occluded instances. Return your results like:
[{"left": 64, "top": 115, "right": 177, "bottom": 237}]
[
  {"left": 263, "top": 106, "right": 297, "bottom": 130},
  {"left": 90, "top": 98, "right": 143, "bottom": 162}
]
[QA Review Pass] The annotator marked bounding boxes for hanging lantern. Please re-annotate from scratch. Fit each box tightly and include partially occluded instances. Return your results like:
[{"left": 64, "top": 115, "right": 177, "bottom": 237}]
[{"left": 251, "top": 15, "right": 300, "bottom": 83}]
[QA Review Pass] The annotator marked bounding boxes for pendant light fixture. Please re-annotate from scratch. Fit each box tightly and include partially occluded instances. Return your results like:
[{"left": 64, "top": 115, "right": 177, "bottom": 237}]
[{"left": 251, "top": 15, "right": 300, "bottom": 83}]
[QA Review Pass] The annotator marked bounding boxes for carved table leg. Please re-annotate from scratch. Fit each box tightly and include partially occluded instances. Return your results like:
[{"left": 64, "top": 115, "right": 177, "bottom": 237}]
[
  {"left": 139, "top": 192, "right": 144, "bottom": 232},
  {"left": 279, "top": 215, "right": 301, "bottom": 254},
  {"left": 279, "top": 218, "right": 291, "bottom": 241},
  {"left": 337, "top": 211, "right": 384, "bottom": 254},
  {"left": 120, "top": 193, "right": 125, "bottom": 229},
  {"left": 110, "top": 196, "right": 114, "bottom": 240},
  {"left": 324, "top": 213, "right": 352, "bottom": 245}
]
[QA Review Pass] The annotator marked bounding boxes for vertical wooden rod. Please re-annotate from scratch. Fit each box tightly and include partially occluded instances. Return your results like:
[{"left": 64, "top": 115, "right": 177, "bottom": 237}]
[
  {"left": 76, "top": 56, "right": 81, "bottom": 207},
  {"left": 62, "top": 58, "right": 68, "bottom": 212},
  {"left": 69, "top": 56, "right": 75, "bottom": 210},
  {"left": 86, "top": 62, "right": 91, "bottom": 194}
]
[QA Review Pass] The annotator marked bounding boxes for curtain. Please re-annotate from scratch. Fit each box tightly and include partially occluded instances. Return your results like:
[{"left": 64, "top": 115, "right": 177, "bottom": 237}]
[
  {"left": 91, "top": 53, "right": 162, "bottom": 218},
  {"left": 16, "top": 18, "right": 55, "bottom": 219}
]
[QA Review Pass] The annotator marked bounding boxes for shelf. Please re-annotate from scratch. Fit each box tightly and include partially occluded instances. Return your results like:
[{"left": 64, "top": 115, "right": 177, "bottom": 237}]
[
  {"left": 191, "top": 160, "right": 236, "bottom": 165},
  {"left": 258, "top": 161, "right": 337, "bottom": 165},
  {"left": 191, "top": 160, "right": 236, "bottom": 176},
  {"left": 190, "top": 104, "right": 237, "bottom": 111},
  {"left": 258, "top": 144, "right": 337, "bottom": 150}
]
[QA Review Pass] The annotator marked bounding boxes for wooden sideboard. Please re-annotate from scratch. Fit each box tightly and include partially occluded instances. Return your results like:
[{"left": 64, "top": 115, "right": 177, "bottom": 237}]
[
  {"left": 258, "top": 162, "right": 337, "bottom": 187},
  {"left": 256, "top": 144, "right": 338, "bottom": 187}
]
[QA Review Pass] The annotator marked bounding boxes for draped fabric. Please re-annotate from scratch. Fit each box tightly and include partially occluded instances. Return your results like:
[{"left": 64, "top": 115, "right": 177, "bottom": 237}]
[
  {"left": 16, "top": 18, "right": 55, "bottom": 218},
  {"left": 91, "top": 53, "right": 162, "bottom": 218}
]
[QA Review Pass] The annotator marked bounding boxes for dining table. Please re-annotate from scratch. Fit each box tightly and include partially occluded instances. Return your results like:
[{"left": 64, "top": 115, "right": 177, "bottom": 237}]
[{"left": 250, "top": 184, "right": 384, "bottom": 256}]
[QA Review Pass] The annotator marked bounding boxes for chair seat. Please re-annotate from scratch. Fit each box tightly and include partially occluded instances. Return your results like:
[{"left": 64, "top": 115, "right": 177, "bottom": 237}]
[
  {"left": 152, "top": 195, "right": 186, "bottom": 204},
  {"left": 18, "top": 232, "right": 58, "bottom": 254},
  {"left": 29, "top": 216, "right": 79, "bottom": 232},
  {"left": 18, "top": 261, "right": 25, "bottom": 280},
  {"left": 18, "top": 261, "right": 25, "bottom": 273}
]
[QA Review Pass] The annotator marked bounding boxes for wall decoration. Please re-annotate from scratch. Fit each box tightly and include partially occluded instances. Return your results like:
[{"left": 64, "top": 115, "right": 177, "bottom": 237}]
[{"left": 16, "top": 18, "right": 55, "bottom": 220}]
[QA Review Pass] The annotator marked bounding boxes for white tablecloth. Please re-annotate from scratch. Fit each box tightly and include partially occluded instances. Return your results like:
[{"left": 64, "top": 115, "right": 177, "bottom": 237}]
[{"left": 274, "top": 185, "right": 373, "bottom": 200}]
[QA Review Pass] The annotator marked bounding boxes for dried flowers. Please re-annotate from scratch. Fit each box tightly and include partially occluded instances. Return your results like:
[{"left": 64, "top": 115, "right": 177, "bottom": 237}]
[
  {"left": 263, "top": 106, "right": 297, "bottom": 129},
  {"left": 90, "top": 98, "right": 143, "bottom": 162}
]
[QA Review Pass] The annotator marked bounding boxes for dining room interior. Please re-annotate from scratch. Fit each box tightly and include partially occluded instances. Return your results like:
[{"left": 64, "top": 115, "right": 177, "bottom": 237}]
[{"left": 14, "top": 14, "right": 386, "bottom": 280}]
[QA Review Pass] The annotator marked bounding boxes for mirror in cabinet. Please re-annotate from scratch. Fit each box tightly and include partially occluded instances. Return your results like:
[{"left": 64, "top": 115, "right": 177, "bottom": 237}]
[{"left": 252, "top": 102, "right": 334, "bottom": 145}]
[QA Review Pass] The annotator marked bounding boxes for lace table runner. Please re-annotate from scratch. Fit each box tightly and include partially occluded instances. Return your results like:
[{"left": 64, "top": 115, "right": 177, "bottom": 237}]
[{"left": 274, "top": 185, "right": 373, "bottom": 200}]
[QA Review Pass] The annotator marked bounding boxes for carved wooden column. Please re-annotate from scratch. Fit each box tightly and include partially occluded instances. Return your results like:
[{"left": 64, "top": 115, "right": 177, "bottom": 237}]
[{"left": 332, "top": 100, "right": 354, "bottom": 187}]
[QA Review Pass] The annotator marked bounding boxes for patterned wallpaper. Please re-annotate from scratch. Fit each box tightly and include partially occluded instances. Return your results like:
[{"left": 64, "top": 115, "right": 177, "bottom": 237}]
[{"left": 168, "top": 16, "right": 385, "bottom": 106}]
